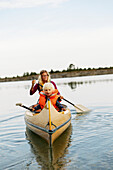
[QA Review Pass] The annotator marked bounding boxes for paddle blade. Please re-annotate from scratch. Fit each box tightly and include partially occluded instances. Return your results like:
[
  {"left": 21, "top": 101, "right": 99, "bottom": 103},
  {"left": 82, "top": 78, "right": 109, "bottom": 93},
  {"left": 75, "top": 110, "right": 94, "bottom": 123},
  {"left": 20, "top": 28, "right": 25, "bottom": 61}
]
[
  {"left": 16, "top": 103, "right": 23, "bottom": 106},
  {"left": 74, "top": 104, "right": 90, "bottom": 113}
]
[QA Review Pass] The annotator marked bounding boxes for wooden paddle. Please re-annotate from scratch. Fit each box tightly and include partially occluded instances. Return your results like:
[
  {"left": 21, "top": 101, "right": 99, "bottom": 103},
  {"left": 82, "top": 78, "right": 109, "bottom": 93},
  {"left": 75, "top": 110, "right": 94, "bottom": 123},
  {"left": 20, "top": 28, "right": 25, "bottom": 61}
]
[
  {"left": 16, "top": 103, "right": 41, "bottom": 113},
  {"left": 16, "top": 103, "right": 34, "bottom": 111},
  {"left": 63, "top": 98, "right": 90, "bottom": 113}
]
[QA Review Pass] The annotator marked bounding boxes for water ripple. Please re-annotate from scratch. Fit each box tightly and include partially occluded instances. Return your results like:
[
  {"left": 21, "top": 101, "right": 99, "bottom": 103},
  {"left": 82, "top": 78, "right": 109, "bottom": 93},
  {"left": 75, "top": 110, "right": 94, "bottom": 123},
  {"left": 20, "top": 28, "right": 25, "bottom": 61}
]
[{"left": 0, "top": 113, "right": 24, "bottom": 123}]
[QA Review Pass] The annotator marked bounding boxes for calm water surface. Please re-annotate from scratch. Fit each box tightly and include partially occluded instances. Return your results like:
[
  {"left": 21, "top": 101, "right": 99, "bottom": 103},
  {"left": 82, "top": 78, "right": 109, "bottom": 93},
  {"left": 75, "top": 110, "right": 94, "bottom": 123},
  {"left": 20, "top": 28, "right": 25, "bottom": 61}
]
[{"left": 1, "top": 74, "right": 113, "bottom": 169}]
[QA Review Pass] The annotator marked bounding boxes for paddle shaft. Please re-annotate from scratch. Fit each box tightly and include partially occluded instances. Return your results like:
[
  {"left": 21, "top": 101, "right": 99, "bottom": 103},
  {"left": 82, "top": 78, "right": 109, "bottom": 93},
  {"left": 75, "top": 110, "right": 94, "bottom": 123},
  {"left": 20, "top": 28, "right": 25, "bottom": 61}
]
[
  {"left": 19, "top": 105, "right": 33, "bottom": 112},
  {"left": 63, "top": 98, "right": 84, "bottom": 112}
]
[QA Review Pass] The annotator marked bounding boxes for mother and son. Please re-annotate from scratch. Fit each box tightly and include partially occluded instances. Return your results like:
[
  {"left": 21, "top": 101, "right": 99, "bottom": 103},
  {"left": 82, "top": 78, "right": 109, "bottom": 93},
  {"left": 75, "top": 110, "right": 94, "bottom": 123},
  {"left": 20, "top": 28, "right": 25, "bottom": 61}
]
[{"left": 30, "top": 70, "right": 66, "bottom": 112}]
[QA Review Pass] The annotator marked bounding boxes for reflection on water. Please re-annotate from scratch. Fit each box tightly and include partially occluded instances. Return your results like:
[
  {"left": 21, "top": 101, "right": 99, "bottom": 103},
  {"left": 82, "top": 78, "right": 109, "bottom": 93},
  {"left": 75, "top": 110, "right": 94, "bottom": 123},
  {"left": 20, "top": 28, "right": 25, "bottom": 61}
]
[
  {"left": 75, "top": 110, "right": 90, "bottom": 119},
  {"left": 25, "top": 124, "right": 72, "bottom": 169},
  {"left": 64, "top": 76, "right": 113, "bottom": 89},
  {"left": 68, "top": 82, "right": 78, "bottom": 89}
]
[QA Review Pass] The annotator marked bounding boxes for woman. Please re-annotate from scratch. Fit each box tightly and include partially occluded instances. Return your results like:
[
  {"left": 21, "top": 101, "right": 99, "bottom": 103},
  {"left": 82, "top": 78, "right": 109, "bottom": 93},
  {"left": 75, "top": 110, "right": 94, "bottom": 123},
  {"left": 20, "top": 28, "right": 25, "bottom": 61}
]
[{"left": 30, "top": 70, "right": 60, "bottom": 95}]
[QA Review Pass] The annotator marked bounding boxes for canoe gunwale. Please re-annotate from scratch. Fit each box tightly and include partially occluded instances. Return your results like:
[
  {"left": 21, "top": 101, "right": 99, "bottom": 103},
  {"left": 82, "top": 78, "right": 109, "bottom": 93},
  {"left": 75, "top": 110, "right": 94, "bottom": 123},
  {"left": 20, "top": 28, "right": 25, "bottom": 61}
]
[{"left": 25, "top": 116, "right": 71, "bottom": 135}]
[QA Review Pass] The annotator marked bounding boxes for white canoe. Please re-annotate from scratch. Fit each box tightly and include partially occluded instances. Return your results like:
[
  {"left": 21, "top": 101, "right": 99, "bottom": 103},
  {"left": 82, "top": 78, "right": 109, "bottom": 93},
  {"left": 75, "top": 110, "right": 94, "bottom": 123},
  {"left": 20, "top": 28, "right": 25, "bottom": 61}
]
[{"left": 24, "top": 100, "right": 71, "bottom": 146}]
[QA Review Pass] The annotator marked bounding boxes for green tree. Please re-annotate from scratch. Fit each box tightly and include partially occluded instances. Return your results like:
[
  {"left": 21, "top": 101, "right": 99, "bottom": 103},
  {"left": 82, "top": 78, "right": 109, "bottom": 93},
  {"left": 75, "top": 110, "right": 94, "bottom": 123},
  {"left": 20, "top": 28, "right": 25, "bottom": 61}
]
[
  {"left": 23, "top": 72, "right": 30, "bottom": 77},
  {"left": 67, "top": 64, "right": 75, "bottom": 70}
]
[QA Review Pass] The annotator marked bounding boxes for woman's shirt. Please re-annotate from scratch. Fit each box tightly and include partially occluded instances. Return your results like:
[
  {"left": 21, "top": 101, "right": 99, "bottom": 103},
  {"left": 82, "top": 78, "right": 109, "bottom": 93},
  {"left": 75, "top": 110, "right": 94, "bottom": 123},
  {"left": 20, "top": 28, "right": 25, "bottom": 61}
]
[{"left": 30, "top": 81, "right": 60, "bottom": 95}]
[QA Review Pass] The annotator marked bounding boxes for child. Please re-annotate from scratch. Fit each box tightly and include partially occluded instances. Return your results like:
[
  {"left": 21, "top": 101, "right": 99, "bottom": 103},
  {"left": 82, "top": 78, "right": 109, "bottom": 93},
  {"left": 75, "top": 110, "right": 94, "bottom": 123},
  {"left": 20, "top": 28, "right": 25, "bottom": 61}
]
[{"left": 33, "top": 82, "right": 66, "bottom": 112}]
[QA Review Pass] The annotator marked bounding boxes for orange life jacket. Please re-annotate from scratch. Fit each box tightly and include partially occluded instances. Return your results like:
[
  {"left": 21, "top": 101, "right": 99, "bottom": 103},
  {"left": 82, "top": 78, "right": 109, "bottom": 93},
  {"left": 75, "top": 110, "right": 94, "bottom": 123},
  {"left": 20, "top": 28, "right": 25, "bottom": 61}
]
[{"left": 39, "top": 89, "right": 59, "bottom": 109}]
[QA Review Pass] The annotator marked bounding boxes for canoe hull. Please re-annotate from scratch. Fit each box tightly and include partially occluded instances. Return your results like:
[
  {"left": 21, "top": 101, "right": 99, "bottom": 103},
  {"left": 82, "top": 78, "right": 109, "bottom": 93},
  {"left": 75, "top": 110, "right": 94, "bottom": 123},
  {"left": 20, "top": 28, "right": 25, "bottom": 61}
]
[{"left": 24, "top": 102, "right": 71, "bottom": 145}]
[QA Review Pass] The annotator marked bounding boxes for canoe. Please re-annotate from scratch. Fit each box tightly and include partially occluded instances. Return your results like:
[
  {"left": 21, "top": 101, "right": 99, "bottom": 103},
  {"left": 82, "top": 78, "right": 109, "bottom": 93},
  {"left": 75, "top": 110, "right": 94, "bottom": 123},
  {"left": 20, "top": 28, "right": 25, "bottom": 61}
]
[{"left": 24, "top": 99, "right": 71, "bottom": 146}]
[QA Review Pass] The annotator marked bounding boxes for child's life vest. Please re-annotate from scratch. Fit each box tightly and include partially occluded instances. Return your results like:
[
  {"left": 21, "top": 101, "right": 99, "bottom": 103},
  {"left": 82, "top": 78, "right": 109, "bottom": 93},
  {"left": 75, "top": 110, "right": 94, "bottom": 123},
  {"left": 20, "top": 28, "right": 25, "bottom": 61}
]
[{"left": 39, "top": 89, "right": 60, "bottom": 109}]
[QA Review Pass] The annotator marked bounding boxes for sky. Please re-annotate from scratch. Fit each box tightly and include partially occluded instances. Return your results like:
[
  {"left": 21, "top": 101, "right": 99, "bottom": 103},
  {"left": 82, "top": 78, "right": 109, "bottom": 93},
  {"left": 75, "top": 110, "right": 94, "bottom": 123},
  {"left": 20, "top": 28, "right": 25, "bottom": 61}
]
[{"left": 0, "top": 0, "right": 113, "bottom": 78}]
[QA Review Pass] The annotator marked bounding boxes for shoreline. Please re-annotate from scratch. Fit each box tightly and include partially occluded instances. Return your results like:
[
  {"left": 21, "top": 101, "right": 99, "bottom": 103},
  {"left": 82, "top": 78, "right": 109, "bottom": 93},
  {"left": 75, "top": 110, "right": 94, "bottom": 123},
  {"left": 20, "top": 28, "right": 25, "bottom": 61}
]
[{"left": 1, "top": 68, "right": 113, "bottom": 82}]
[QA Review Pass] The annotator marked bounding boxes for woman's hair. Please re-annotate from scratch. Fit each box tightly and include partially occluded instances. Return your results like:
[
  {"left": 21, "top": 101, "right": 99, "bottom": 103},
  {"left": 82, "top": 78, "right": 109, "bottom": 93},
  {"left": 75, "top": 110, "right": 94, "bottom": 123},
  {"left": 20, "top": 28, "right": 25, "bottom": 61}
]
[
  {"left": 43, "top": 83, "right": 54, "bottom": 91},
  {"left": 38, "top": 70, "right": 51, "bottom": 84}
]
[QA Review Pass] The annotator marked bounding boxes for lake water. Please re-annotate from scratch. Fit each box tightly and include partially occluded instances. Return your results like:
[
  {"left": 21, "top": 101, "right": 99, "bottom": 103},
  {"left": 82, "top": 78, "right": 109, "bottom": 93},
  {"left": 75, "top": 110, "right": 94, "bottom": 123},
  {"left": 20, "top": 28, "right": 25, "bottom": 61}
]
[{"left": 1, "top": 74, "right": 113, "bottom": 170}]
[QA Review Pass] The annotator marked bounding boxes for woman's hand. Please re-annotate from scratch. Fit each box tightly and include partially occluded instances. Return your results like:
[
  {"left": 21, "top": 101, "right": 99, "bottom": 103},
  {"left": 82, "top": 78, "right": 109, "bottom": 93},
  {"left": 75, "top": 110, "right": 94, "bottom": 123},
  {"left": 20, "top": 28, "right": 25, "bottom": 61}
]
[
  {"left": 58, "top": 95, "right": 64, "bottom": 100},
  {"left": 60, "top": 96, "right": 64, "bottom": 99},
  {"left": 32, "top": 79, "right": 36, "bottom": 86}
]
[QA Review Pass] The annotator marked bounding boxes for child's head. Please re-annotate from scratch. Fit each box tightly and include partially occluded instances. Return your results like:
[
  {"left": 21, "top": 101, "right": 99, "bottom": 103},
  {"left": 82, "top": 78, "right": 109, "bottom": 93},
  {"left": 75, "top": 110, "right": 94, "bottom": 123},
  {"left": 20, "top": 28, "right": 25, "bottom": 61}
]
[{"left": 43, "top": 83, "right": 54, "bottom": 97}]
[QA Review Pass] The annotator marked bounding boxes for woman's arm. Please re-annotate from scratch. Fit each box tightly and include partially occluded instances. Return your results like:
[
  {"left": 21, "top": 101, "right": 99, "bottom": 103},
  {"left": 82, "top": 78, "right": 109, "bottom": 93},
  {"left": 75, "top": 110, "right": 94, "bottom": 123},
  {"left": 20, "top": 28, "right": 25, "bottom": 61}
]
[{"left": 30, "top": 83, "right": 38, "bottom": 95}]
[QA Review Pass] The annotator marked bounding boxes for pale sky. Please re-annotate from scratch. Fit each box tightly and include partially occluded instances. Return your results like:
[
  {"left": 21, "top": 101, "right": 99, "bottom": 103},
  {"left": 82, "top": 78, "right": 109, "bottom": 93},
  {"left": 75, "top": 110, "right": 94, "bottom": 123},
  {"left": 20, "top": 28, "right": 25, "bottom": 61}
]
[{"left": 0, "top": 0, "right": 113, "bottom": 77}]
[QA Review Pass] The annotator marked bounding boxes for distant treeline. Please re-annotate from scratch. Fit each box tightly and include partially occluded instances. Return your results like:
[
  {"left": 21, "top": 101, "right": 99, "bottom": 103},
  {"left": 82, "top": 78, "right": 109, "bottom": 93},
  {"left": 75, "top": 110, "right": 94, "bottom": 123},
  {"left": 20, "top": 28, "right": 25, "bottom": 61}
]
[
  {"left": 1, "top": 64, "right": 113, "bottom": 79},
  {"left": 50, "top": 66, "right": 113, "bottom": 73},
  {"left": 22, "top": 64, "right": 113, "bottom": 77}
]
